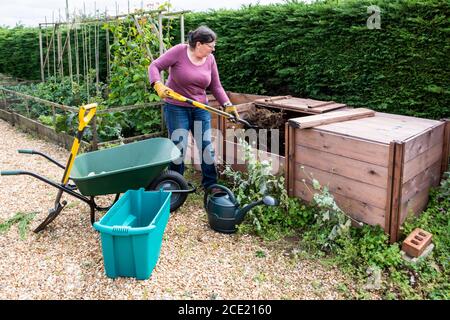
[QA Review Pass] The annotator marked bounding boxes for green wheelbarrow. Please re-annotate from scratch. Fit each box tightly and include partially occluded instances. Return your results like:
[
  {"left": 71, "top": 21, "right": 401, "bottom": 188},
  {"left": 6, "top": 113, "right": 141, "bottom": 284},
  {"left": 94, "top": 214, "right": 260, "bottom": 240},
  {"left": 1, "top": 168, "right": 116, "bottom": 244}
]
[{"left": 1, "top": 103, "right": 195, "bottom": 232}]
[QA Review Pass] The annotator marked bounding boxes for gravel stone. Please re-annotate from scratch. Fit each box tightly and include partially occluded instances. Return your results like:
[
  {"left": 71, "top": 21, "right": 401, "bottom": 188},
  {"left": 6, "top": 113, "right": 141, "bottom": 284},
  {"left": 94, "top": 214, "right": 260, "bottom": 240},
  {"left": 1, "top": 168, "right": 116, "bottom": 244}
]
[{"left": 0, "top": 119, "right": 357, "bottom": 300}]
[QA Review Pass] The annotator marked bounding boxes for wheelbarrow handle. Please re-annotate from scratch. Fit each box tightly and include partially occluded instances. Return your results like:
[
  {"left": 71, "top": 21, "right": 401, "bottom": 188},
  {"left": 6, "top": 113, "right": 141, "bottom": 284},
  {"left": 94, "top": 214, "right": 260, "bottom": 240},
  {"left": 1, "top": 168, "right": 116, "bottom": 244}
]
[
  {"left": 18, "top": 149, "right": 35, "bottom": 154},
  {"left": 17, "top": 149, "right": 65, "bottom": 169},
  {"left": 1, "top": 170, "right": 25, "bottom": 176}
]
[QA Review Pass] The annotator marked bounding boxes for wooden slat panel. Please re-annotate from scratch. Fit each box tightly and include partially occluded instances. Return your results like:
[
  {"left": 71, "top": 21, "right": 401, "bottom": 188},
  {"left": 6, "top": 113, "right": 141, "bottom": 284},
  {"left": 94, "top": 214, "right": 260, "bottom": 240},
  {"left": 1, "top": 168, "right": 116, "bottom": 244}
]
[
  {"left": 294, "top": 180, "right": 385, "bottom": 227},
  {"left": 372, "top": 113, "right": 441, "bottom": 130},
  {"left": 312, "top": 103, "right": 346, "bottom": 113},
  {"left": 320, "top": 120, "right": 416, "bottom": 143},
  {"left": 401, "top": 160, "right": 441, "bottom": 204},
  {"left": 295, "top": 164, "right": 386, "bottom": 209},
  {"left": 227, "top": 91, "right": 269, "bottom": 105},
  {"left": 399, "top": 187, "right": 430, "bottom": 227},
  {"left": 223, "top": 140, "right": 284, "bottom": 175},
  {"left": 377, "top": 112, "right": 442, "bottom": 127},
  {"left": 346, "top": 117, "right": 431, "bottom": 137},
  {"left": 404, "top": 123, "right": 444, "bottom": 162},
  {"left": 254, "top": 96, "right": 346, "bottom": 114},
  {"left": 235, "top": 102, "right": 255, "bottom": 121},
  {"left": 403, "top": 142, "right": 443, "bottom": 183},
  {"left": 211, "top": 113, "right": 218, "bottom": 130},
  {"left": 289, "top": 108, "right": 374, "bottom": 129},
  {"left": 295, "top": 145, "right": 388, "bottom": 187},
  {"left": 295, "top": 129, "right": 389, "bottom": 166},
  {"left": 317, "top": 122, "right": 394, "bottom": 144},
  {"left": 185, "top": 133, "right": 222, "bottom": 172},
  {"left": 0, "top": 108, "right": 13, "bottom": 122}
]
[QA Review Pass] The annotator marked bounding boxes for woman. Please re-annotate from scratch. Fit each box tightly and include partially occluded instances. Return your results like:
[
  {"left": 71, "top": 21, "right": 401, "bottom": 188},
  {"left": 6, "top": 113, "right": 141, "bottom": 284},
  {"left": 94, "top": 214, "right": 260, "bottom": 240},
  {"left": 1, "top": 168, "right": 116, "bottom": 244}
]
[{"left": 148, "top": 26, "right": 239, "bottom": 189}]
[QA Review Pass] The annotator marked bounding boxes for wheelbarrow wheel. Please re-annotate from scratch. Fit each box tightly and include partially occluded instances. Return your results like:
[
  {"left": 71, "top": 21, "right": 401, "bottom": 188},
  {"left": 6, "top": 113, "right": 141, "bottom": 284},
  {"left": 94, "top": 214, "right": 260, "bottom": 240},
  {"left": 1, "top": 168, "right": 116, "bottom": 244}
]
[{"left": 147, "top": 170, "right": 188, "bottom": 212}]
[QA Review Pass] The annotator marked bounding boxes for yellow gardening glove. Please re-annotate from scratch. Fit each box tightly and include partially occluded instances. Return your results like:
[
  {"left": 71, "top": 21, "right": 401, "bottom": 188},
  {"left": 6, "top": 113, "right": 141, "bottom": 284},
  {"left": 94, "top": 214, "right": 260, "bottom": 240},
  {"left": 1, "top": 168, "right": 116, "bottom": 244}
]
[
  {"left": 224, "top": 103, "right": 240, "bottom": 120},
  {"left": 153, "top": 81, "right": 171, "bottom": 99}
]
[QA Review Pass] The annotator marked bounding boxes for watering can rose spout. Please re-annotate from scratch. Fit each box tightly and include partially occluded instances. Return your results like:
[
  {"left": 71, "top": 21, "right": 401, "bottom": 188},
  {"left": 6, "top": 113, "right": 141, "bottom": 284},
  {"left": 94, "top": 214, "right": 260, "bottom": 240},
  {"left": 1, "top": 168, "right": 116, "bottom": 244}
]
[{"left": 235, "top": 196, "right": 279, "bottom": 224}]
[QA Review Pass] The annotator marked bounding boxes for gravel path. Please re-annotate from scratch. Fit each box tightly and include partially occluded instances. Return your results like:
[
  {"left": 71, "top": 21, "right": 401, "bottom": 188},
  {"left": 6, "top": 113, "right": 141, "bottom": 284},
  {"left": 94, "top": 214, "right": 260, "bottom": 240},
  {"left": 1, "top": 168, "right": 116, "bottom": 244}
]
[{"left": 0, "top": 119, "right": 355, "bottom": 300}]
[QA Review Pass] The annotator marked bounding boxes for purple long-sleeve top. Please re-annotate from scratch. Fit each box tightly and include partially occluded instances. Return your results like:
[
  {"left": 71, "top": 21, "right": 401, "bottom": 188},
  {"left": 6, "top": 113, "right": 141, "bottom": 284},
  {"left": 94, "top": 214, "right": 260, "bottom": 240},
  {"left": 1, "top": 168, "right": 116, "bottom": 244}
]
[{"left": 148, "top": 44, "right": 229, "bottom": 107}]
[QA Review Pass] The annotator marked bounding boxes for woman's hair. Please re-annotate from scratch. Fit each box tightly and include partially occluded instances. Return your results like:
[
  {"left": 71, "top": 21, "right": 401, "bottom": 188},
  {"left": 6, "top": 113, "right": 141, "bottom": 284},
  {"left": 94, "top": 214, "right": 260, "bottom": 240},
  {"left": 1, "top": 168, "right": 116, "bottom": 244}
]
[{"left": 187, "top": 26, "right": 217, "bottom": 48}]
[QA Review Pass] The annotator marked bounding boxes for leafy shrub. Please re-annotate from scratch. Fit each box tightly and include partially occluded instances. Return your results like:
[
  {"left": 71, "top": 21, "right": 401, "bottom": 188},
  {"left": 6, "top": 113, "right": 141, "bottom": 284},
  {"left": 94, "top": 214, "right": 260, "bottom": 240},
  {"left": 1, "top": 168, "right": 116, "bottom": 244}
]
[
  {"left": 179, "top": 0, "right": 450, "bottom": 119},
  {"left": 222, "top": 140, "right": 314, "bottom": 239}
]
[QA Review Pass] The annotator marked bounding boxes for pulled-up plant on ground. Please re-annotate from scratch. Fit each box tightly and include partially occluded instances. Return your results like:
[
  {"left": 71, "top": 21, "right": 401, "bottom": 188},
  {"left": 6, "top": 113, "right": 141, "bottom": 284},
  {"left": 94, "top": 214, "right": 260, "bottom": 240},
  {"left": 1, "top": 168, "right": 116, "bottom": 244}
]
[
  {"left": 297, "top": 166, "right": 366, "bottom": 253},
  {"left": 0, "top": 212, "right": 36, "bottom": 240},
  {"left": 221, "top": 140, "right": 314, "bottom": 239}
]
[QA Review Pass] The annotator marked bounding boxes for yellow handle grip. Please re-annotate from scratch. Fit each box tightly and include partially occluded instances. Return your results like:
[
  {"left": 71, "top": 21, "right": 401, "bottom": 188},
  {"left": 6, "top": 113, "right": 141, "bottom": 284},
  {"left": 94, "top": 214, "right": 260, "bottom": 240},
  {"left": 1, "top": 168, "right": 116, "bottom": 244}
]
[
  {"left": 78, "top": 103, "right": 97, "bottom": 130},
  {"left": 165, "top": 90, "right": 186, "bottom": 102}
]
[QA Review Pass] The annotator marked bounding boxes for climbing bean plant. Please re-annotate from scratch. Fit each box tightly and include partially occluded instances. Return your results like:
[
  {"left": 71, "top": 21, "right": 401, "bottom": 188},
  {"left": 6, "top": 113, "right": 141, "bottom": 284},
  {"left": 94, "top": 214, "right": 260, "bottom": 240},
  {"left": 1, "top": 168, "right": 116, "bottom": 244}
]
[
  {"left": 104, "top": 12, "right": 172, "bottom": 106},
  {"left": 102, "top": 10, "right": 174, "bottom": 136}
]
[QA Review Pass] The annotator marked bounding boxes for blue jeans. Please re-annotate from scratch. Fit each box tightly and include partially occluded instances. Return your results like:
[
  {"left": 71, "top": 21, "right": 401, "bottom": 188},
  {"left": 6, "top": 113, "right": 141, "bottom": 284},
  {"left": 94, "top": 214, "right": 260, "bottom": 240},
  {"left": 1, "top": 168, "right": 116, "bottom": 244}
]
[{"left": 163, "top": 102, "right": 217, "bottom": 189}]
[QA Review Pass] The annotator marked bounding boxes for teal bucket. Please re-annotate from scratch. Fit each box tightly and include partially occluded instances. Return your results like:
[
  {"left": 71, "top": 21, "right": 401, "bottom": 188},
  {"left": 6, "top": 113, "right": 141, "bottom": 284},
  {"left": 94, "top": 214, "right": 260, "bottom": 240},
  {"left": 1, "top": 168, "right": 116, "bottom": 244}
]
[{"left": 93, "top": 188, "right": 171, "bottom": 280}]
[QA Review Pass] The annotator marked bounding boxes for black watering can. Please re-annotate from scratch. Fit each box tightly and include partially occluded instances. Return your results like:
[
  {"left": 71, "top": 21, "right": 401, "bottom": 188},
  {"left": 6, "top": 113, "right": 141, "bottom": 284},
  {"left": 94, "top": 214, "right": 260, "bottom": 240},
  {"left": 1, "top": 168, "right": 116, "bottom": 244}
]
[{"left": 204, "top": 184, "right": 278, "bottom": 233}]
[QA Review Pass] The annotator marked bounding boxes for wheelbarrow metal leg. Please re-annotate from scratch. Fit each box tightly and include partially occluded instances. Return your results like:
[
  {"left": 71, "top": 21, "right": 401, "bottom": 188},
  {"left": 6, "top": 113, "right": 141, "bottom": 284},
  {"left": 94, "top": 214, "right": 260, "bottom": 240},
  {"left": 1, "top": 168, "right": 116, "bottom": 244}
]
[
  {"left": 89, "top": 193, "right": 121, "bottom": 225},
  {"left": 90, "top": 197, "right": 96, "bottom": 225}
]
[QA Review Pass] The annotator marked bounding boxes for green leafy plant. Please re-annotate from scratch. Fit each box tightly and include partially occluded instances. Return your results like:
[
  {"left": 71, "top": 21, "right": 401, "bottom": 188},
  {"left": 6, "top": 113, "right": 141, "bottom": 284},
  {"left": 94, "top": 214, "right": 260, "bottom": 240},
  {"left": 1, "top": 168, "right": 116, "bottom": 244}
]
[
  {"left": 327, "top": 171, "right": 450, "bottom": 299},
  {"left": 0, "top": 212, "right": 36, "bottom": 239},
  {"left": 104, "top": 6, "right": 172, "bottom": 107},
  {"left": 298, "top": 166, "right": 358, "bottom": 252},
  {"left": 222, "top": 139, "right": 313, "bottom": 239},
  {"left": 178, "top": 0, "right": 449, "bottom": 119}
]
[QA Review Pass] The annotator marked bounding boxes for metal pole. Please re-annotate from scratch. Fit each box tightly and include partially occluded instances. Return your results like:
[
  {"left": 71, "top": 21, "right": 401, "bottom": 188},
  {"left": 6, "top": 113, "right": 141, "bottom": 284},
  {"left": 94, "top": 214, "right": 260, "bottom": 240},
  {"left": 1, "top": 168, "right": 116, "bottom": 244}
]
[
  {"left": 83, "top": 24, "right": 90, "bottom": 101},
  {"left": 66, "top": 1, "right": 73, "bottom": 88},
  {"left": 180, "top": 14, "right": 185, "bottom": 43},
  {"left": 57, "top": 24, "right": 63, "bottom": 78},
  {"left": 95, "top": 7, "right": 100, "bottom": 95},
  {"left": 39, "top": 25, "right": 45, "bottom": 82},
  {"left": 52, "top": 12, "right": 57, "bottom": 79},
  {"left": 91, "top": 115, "right": 98, "bottom": 150},
  {"left": 158, "top": 13, "right": 165, "bottom": 131},
  {"left": 105, "top": 7, "right": 110, "bottom": 82},
  {"left": 45, "top": 17, "right": 50, "bottom": 78},
  {"left": 74, "top": 15, "right": 80, "bottom": 85},
  {"left": 88, "top": 24, "right": 92, "bottom": 76},
  {"left": 158, "top": 13, "right": 164, "bottom": 82},
  {"left": 82, "top": 24, "right": 87, "bottom": 98}
]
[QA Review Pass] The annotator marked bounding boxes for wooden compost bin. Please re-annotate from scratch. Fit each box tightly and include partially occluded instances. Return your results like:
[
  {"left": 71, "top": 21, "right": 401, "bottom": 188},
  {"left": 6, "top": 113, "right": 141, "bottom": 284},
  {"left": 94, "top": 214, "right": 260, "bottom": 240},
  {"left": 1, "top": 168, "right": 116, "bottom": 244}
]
[
  {"left": 185, "top": 91, "right": 271, "bottom": 170},
  {"left": 286, "top": 112, "right": 450, "bottom": 242},
  {"left": 212, "top": 95, "right": 347, "bottom": 175}
]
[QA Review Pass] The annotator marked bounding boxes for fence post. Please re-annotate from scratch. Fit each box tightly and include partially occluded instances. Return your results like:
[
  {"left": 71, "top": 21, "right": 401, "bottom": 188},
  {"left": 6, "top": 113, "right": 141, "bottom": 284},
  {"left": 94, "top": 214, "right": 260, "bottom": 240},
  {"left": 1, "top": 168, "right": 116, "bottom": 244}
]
[
  {"left": 1, "top": 90, "right": 7, "bottom": 110},
  {"left": 52, "top": 105, "right": 56, "bottom": 125},
  {"left": 25, "top": 99, "right": 30, "bottom": 118},
  {"left": 39, "top": 25, "right": 45, "bottom": 82},
  {"left": 91, "top": 114, "right": 99, "bottom": 150}
]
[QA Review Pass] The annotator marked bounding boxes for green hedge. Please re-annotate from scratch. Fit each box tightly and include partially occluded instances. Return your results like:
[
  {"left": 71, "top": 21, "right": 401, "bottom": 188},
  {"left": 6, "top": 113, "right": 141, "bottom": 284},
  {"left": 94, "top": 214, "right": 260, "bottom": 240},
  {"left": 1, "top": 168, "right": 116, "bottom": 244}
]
[
  {"left": 0, "top": 25, "right": 109, "bottom": 82},
  {"left": 0, "top": 26, "right": 41, "bottom": 80},
  {"left": 180, "top": 0, "right": 449, "bottom": 119},
  {"left": 1, "top": 1, "right": 449, "bottom": 119}
]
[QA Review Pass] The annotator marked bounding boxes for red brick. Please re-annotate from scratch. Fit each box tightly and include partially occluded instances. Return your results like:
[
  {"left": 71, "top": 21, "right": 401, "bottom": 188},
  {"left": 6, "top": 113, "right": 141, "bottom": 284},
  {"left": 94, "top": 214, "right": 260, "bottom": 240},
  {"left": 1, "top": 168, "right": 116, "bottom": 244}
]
[{"left": 402, "top": 228, "right": 432, "bottom": 258}]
